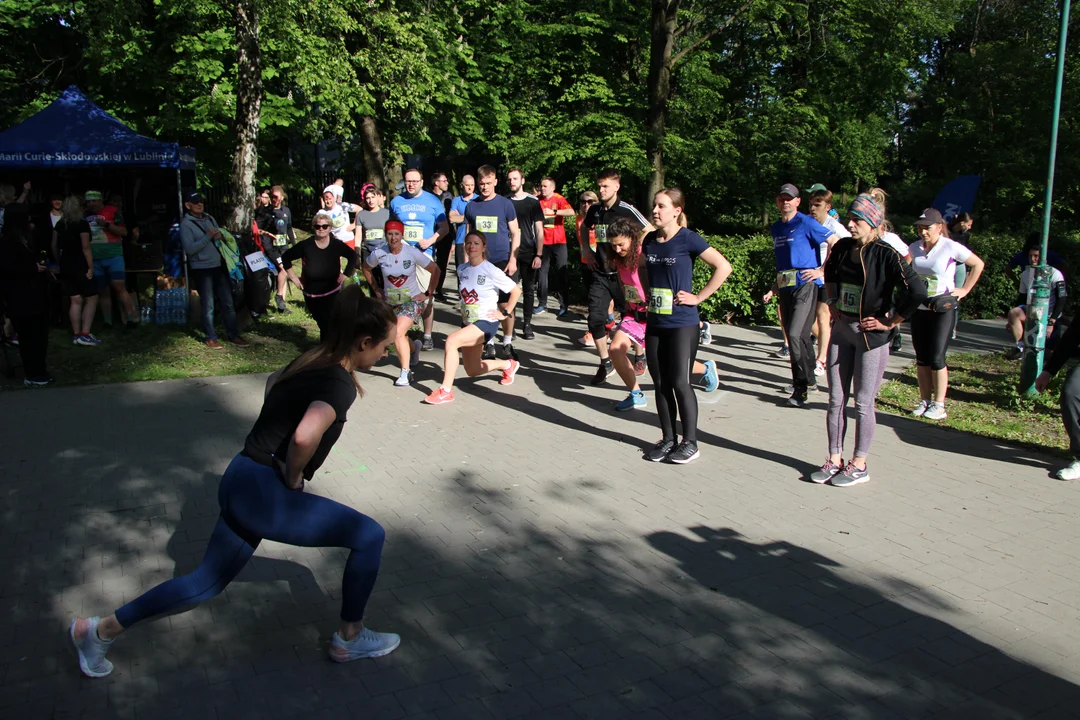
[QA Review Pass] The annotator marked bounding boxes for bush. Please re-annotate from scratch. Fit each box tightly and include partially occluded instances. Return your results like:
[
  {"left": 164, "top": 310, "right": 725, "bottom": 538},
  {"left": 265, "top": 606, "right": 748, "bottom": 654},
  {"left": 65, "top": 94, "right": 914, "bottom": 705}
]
[{"left": 963, "top": 231, "right": 1080, "bottom": 319}]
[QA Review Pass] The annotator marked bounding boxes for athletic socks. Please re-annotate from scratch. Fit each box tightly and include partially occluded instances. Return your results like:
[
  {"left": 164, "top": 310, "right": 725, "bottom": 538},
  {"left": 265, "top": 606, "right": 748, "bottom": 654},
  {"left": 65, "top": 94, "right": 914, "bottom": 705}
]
[{"left": 503, "top": 334, "right": 513, "bottom": 345}]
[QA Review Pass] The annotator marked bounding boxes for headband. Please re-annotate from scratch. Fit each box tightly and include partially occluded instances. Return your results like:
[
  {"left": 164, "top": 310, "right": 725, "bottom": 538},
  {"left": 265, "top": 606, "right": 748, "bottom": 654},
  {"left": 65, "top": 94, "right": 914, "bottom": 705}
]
[
  {"left": 848, "top": 194, "right": 884, "bottom": 229},
  {"left": 384, "top": 220, "right": 405, "bottom": 234}
]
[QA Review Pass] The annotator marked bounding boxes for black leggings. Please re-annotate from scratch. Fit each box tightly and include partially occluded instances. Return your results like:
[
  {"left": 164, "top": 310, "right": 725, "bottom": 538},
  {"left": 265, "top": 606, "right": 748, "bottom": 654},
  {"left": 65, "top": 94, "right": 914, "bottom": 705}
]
[
  {"left": 911, "top": 307, "right": 955, "bottom": 370},
  {"left": 538, "top": 244, "right": 568, "bottom": 308},
  {"left": 646, "top": 324, "right": 701, "bottom": 443},
  {"left": 305, "top": 291, "right": 339, "bottom": 337}
]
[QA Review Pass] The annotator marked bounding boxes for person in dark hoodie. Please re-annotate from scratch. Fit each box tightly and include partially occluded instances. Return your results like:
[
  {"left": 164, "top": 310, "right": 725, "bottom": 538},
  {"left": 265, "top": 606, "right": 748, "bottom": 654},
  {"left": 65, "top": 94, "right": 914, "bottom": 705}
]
[
  {"left": 0, "top": 205, "right": 53, "bottom": 385},
  {"left": 809, "top": 194, "right": 927, "bottom": 488}
]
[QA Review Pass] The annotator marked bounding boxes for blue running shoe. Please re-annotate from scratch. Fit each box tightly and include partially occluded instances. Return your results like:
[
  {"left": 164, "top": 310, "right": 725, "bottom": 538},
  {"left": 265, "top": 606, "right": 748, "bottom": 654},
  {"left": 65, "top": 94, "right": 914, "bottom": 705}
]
[
  {"left": 615, "top": 389, "right": 647, "bottom": 411},
  {"left": 702, "top": 360, "right": 719, "bottom": 393}
]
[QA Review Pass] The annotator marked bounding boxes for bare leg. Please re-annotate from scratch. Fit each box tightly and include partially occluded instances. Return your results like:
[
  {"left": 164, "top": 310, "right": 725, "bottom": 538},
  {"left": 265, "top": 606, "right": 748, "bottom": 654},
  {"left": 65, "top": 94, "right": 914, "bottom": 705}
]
[
  {"left": 932, "top": 367, "right": 949, "bottom": 404},
  {"left": 98, "top": 286, "right": 113, "bottom": 325},
  {"left": 1007, "top": 308, "right": 1025, "bottom": 343},
  {"left": 916, "top": 365, "right": 932, "bottom": 401},
  {"left": 815, "top": 302, "right": 831, "bottom": 364},
  {"left": 68, "top": 296, "right": 84, "bottom": 335},
  {"left": 113, "top": 280, "right": 136, "bottom": 322},
  {"left": 609, "top": 332, "right": 639, "bottom": 391},
  {"left": 422, "top": 300, "right": 434, "bottom": 337},
  {"left": 393, "top": 315, "right": 413, "bottom": 371},
  {"left": 81, "top": 296, "right": 99, "bottom": 334},
  {"left": 440, "top": 325, "right": 486, "bottom": 389}
]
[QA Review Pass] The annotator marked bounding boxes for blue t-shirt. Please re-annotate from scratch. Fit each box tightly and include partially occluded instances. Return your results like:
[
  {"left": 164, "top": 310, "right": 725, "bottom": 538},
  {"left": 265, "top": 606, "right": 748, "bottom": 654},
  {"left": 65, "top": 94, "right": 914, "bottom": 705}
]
[
  {"left": 642, "top": 228, "right": 712, "bottom": 329},
  {"left": 451, "top": 193, "right": 477, "bottom": 245},
  {"left": 772, "top": 211, "right": 833, "bottom": 289},
  {"left": 389, "top": 190, "right": 447, "bottom": 258},
  {"left": 464, "top": 194, "right": 518, "bottom": 264}
]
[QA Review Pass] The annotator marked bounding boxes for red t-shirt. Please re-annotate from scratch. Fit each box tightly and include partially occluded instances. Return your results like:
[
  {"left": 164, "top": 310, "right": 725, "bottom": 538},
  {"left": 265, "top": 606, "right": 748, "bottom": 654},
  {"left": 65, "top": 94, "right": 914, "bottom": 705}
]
[{"left": 539, "top": 193, "right": 573, "bottom": 245}]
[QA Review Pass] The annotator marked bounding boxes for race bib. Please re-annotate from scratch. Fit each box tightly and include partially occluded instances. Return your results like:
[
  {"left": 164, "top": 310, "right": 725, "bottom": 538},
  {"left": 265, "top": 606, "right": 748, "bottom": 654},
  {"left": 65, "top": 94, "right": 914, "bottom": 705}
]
[
  {"left": 838, "top": 282, "right": 862, "bottom": 315},
  {"left": 925, "top": 276, "right": 940, "bottom": 296},
  {"left": 460, "top": 303, "right": 480, "bottom": 324},
  {"left": 649, "top": 287, "right": 673, "bottom": 315},
  {"left": 332, "top": 214, "right": 347, "bottom": 229},
  {"left": 594, "top": 224, "right": 608, "bottom": 244},
  {"left": 273, "top": 234, "right": 289, "bottom": 247},
  {"left": 387, "top": 287, "right": 411, "bottom": 305},
  {"left": 623, "top": 283, "right": 644, "bottom": 305},
  {"left": 365, "top": 228, "right": 384, "bottom": 242},
  {"left": 543, "top": 209, "right": 556, "bottom": 228},
  {"left": 404, "top": 226, "right": 424, "bottom": 243},
  {"left": 777, "top": 270, "right": 798, "bottom": 289},
  {"left": 476, "top": 216, "right": 498, "bottom": 234}
]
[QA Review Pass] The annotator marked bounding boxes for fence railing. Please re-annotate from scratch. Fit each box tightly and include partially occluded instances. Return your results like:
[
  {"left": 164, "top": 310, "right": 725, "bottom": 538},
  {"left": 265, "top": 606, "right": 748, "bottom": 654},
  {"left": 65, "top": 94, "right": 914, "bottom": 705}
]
[{"left": 200, "top": 171, "right": 373, "bottom": 227}]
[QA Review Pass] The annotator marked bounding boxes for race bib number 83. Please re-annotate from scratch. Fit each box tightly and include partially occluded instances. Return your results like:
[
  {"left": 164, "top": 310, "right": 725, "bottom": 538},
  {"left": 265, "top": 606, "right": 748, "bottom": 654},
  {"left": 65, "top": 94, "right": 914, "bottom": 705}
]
[{"left": 404, "top": 226, "right": 424, "bottom": 243}]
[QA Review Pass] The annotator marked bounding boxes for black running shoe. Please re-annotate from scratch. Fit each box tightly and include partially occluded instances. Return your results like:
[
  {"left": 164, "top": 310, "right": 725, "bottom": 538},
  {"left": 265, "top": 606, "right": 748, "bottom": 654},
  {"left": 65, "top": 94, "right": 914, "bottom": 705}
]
[
  {"left": 644, "top": 439, "right": 677, "bottom": 462},
  {"left": 787, "top": 391, "right": 807, "bottom": 408},
  {"left": 591, "top": 360, "right": 614, "bottom": 386},
  {"left": 482, "top": 343, "right": 496, "bottom": 361},
  {"left": 522, "top": 325, "right": 535, "bottom": 340},
  {"left": 890, "top": 334, "right": 902, "bottom": 352},
  {"left": 667, "top": 441, "right": 700, "bottom": 464}
]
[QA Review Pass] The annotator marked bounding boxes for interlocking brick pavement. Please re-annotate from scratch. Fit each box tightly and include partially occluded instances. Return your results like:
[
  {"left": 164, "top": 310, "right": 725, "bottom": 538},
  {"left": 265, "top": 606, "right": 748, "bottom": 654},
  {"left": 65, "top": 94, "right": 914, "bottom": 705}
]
[{"left": 2, "top": 301, "right": 1079, "bottom": 719}]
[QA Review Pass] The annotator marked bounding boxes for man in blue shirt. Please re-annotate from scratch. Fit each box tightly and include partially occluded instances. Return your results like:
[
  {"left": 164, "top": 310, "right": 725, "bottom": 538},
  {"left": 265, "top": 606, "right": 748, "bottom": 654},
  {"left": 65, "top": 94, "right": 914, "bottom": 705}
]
[
  {"left": 447, "top": 175, "right": 477, "bottom": 300},
  {"left": 390, "top": 168, "right": 450, "bottom": 349},
  {"left": 771, "top": 183, "right": 839, "bottom": 407}
]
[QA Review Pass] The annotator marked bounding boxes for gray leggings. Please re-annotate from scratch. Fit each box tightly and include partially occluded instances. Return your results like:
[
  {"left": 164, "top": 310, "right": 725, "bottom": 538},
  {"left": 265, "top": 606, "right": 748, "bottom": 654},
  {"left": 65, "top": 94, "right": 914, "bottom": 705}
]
[{"left": 827, "top": 320, "right": 891, "bottom": 458}]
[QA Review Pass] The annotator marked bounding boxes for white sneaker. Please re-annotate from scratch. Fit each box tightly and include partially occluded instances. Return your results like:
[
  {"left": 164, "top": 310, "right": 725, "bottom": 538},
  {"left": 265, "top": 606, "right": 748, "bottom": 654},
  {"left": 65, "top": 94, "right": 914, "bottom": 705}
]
[
  {"left": 814, "top": 359, "right": 826, "bottom": 377},
  {"left": 1057, "top": 461, "right": 1080, "bottom": 481},
  {"left": 922, "top": 401, "right": 947, "bottom": 420},
  {"left": 70, "top": 616, "right": 114, "bottom": 678},
  {"left": 394, "top": 370, "right": 412, "bottom": 387},
  {"left": 911, "top": 399, "right": 930, "bottom": 417},
  {"left": 328, "top": 627, "right": 401, "bottom": 662}
]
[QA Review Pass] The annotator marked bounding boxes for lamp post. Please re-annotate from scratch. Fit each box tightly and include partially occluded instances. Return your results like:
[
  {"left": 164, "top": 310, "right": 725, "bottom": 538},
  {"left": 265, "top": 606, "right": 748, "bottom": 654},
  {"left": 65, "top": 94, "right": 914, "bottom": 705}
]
[{"left": 1020, "top": 0, "right": 1072, "bottom": 394}]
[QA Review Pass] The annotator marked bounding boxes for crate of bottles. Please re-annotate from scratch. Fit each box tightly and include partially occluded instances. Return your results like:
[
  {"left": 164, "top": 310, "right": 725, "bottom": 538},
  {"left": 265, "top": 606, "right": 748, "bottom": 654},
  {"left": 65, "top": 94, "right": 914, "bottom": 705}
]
[{"left": 154, "top": 288, "right": 189, "bottom": 325}]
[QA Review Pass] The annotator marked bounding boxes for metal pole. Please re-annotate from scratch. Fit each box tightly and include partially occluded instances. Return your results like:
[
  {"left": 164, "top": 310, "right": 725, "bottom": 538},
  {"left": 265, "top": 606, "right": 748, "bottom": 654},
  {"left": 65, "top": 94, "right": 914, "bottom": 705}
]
[{"left": 1020, "top": 0, "right": 1071, "bottom": 394}]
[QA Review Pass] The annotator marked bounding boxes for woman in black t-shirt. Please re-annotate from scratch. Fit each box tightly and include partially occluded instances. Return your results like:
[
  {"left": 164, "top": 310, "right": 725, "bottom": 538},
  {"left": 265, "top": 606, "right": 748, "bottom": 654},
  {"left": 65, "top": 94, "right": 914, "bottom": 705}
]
[
  {"left": 282, "top": 211, "right": 359, "bottom": 336},
  {"left": 69, "top": 287, "right": 403, "bottom": 677},
  {"left": 51, "top": 196, "right": 100, "bottom": 345}
]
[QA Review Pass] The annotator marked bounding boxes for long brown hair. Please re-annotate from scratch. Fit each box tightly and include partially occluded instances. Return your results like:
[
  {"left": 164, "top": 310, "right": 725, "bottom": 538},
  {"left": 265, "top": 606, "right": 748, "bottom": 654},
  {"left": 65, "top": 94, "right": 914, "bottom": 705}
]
[
  {"left": 278, "top": 285, "right": 394, "bottom": 394},
  {"left": 608, "top": 217, "right": 642, "bottom": 270}
]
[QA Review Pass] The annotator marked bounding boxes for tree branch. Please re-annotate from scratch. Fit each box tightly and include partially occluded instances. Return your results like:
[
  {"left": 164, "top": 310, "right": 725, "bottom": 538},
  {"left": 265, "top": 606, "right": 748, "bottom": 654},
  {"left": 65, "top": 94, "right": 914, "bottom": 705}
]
[{"left": 671, "top": 0, "right": 755, "bottom": 66}]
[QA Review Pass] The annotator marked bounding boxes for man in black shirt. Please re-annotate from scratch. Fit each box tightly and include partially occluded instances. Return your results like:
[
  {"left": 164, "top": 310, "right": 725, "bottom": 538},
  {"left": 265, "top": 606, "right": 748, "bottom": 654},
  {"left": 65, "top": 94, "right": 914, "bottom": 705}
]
[
  {"left": 431, "top": 171, "right": 455, "bottom": 302},
  {"left": 256, "top": 185, "right": 299, "bottom": 313},
  {"left": 579, "top": 168, "right": 652, "bottom": 385},
  {"left": 507, "top": 168, "right": 545, "bottom": 341}
]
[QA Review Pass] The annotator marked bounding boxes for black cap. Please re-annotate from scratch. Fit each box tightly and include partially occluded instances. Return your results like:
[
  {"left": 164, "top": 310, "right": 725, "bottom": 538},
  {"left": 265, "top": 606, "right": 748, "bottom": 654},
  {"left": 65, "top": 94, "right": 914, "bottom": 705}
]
[
  {"left": 184, "top": 191, "right": 205, "bottom": 204},
  {"left": 915, "top": 208, "right": 944, "bottom": 226},
  {"left": 778, "top": 183, "right": 799, "bottom": 198}
]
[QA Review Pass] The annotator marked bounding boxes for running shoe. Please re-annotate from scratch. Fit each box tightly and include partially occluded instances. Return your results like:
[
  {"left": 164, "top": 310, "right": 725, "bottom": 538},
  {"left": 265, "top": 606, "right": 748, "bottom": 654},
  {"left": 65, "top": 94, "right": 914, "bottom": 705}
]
[
  {"left": 922, "top": 401, "right": 947, "bottom": 420},
  {"left": 774, "top": 344, "right": 789, "bottom": 358},
  {"left": 499, "top": 342, "right": 517, "bottom": 361},
  {"left": 699, "top": 322, "right": 712, "bottom": 345},
  {"left": 424, "top": 387, "right": 455, "bottom": 405},
  {"left": 522, "top": 325, "right": 535, "bottom": 340},
  {"left": 23, "top": 376, "right": 54, "bottom": 387},
  {"left": 328, "top": 627, "right": 401, "bottom": 662},
  {"left": 275, "top": 294, "right": 291, "bottom": 314},
  {"left": 73, "top": 335, "right": 82, "bottom": 345},
  {"left": 79, "top": 334, "right": 102, "bottom": 346},
  {"left": 557, "top": 306, "right": 569, "bottom": 318},
  {"left": 604, "top": 320, "right": 617, "bottom": 333},
  {"left": 410, "top": 339, "right": 422, "bottom": 368},
  {"left": 702, "top": 360, "right": 719, "bottom": 393},
  {"left": 615, "top": 390, "right": 647, "bottom": 411},
  {"left": 786, "top": 391, "right": 807, "bottom": 408},
  {"left": 394, "top": 370, "right": 413, "bottom": 387},
  {"left": 500, "top": 359, "right": 520, "bottom": 386},
  {"left": 1004, "top": 344, "right": 1023, "bottom": 360},
  {"left": 6, "top": 333, "right": 18, "bottom": 346},
  {"left": 809, "top": 458, "right": 843, "bottom": 484},
  {"left": 482, "top": 343, "right": 496, "bottom": 361},
  {"left": 667, "top": 440, "right": 700, "bottom": 464},
  {"left": 590, "top": 360, "right": 614, "bottom": 386},
  {"left": 911, "top": 399, "right": 930, "bottom": 417},
  {"left": 70, "top": 616, "right": 114, "bottom": 678},
  {"left": 814, "top": 359, "right": 826, "bottom": 377},
  {"left": 890, "top": 334, "right": 902, "bottom": 352},
  {"left": 228, "top": 336, "right": 250, "bottom": 347},
  {"left": 644, "top": 438, "right": 676, "bottom": 462},
  {"left": 783, "top": 384, "right": 817, "bottom": 395},
  {"left": 533, "top": 306, "right": 547, "bottom": 315},
  {"left": 633, "top": 357, "right": 647, "bottom": 376},
  {"left": 577, "top": 332, "right": 596, "bottom": 348},
  {"left": 422, "top": 336, "right": 434, "bottom": 351},
  {"left": 1056, "top": 460, "right": 1080, "bottom": 481},
  {"left": 831, "top": 462, "right": 870, "bottom": 487}
]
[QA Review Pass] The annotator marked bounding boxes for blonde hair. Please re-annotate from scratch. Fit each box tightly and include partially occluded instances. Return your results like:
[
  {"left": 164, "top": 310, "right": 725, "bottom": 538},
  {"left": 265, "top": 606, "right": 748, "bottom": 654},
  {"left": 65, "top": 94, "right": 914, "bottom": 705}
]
[
  {"left": 867, "top": 187, "right": 894, "bottom": 233},
  {"left": 61, "top": 196, "right": 84, "bottom": 224},
  {"left": 312, "top": 210, "right": 333, "bottom": 229}
]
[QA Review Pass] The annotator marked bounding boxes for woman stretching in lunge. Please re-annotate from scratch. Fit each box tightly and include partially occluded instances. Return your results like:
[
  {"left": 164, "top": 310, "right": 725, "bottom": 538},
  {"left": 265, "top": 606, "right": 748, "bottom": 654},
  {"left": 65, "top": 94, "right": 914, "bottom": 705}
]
[
  {"left": 810, "top": 195, "right": 926, "bottom": 487},
  {"left": 640, "top": 189, "right": 731, "bottom": 463},
  {"left": 362, "top": 220, "right": 440, "bottom": 387},
  {"left": 70, "top": 287, "right": 401, "bottom": 677},
  {"left": 424, "top": 231, "right": 521, "bottom": 404},
  {"left": 608, "top": 219, "right": 719, "bottom": 411}
]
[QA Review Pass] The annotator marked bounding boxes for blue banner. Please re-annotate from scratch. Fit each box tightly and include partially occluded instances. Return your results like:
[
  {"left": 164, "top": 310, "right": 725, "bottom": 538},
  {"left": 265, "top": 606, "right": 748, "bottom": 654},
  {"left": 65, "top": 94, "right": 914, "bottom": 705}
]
[{"left": 931, "top": 175, "right": 981, "bottom": 222}]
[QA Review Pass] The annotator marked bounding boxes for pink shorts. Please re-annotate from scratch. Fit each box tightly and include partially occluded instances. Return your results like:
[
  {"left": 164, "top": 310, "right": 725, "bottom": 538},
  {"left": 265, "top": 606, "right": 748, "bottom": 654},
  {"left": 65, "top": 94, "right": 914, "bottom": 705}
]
[{"left": 616, "top": 317, "right": 646, "bottom": 346}]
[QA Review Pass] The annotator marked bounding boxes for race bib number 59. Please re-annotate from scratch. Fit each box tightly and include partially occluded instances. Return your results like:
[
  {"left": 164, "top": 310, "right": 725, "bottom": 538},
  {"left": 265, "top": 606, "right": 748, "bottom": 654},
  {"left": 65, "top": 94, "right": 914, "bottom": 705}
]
[{"left": 649, "top": 288, "right": 673, "bottom": 315}]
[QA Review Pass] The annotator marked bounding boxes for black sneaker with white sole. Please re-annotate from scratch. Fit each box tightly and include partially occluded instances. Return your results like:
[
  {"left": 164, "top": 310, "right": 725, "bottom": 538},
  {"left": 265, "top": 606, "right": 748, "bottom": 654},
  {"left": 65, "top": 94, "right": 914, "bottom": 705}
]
[
  {"left": 482, "top": 343, "right": 496, "bottom": 361},
  {"left": 786, "top": 391, "right": 808, "bottom": 408},
  {"left": 667, "top": 441, "right": 700, "bottom": 464},
  {"left": 590, "top": 360, "right": 614, "bottom": 386},
  {"left": 644, "top": 439, "right": 677, "bottom": 462}
]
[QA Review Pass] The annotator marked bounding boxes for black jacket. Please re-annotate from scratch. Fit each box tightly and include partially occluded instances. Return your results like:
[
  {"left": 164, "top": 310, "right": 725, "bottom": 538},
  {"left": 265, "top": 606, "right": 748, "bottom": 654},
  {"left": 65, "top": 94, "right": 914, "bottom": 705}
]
[{"left": 824, "top": 237, "right": 928, "bottom": 350}]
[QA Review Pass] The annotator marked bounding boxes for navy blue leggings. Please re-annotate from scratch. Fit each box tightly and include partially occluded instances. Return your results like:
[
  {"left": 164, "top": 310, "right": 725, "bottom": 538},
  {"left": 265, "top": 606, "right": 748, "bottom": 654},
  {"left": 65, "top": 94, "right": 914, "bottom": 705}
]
[{"left": 114, "top": 453, "right": 385, "bottom": 627}]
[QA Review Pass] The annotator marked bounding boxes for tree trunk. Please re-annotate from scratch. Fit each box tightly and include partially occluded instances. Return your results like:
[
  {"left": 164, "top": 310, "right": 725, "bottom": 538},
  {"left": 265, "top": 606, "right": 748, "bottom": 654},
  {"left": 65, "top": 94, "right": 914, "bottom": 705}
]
[
  {"left": 645, "top": 0, "right": 680, "bottom": 207},
  {"left": 359, "top": 114, "right": 388, "bottom": 189},
  {"left": 227, "top": 0, "right": 262, "bottom": 234}
]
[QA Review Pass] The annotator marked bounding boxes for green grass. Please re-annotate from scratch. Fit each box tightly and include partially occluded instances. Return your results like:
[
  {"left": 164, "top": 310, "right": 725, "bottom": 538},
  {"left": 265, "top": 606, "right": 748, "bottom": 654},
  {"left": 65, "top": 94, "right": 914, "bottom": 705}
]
[{"left": 877, "top": 352, "right": 1070, "bottom": 454}]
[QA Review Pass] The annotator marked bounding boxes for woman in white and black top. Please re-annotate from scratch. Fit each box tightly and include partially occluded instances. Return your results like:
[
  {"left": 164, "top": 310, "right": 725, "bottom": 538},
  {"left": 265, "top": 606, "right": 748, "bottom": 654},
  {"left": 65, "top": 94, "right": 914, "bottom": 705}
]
[{"left": 906, "top": 208, "right": 984, "bottom": 420}]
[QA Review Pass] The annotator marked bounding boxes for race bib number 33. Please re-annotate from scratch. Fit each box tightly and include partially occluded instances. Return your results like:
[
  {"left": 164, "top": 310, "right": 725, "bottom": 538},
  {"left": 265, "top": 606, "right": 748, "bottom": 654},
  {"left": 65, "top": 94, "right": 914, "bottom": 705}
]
[
  {"left": 649, "top": 288, "right": 674, "bottom": 315},
  {"left": 476, "top": 216, "right": 498, "bottom": 233}
]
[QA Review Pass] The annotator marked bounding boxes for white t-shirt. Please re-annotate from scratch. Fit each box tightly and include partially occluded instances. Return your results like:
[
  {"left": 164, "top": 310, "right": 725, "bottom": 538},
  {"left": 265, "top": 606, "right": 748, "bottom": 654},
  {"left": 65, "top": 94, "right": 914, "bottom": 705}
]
[
  {"left": 817, "top": 215, "right": 851, "bottom": 264},
  {"left": 1020, "top": 265, "right": 1066, "bottom": 296},
  {"left": 882, "top": 231, "right": 909, "bottom": 256},
  {"left": 326, "top": 202, "right": 361, "bottom": 244},
  {"left": 456, "top": 260, "right": 517, "bottom": 324},
  {"left": 908, "top": 237, "right": 972, "bottom": 299},
  {"left": 366, "top": 244, "right": 431, "bottom": 305}
]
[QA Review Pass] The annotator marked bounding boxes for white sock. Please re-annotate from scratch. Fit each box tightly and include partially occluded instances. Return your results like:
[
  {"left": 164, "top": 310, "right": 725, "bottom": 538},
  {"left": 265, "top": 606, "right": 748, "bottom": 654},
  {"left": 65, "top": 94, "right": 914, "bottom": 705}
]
[
  {"left": 503, "top": 334, "right": 513, "bottom": 344},
  {"left": 399, "top": 368, "right": 409, "bottom": 377},
  {"left": 424, "top": 333, "right": 432, "bottom": 340},
  {"left": 440, "top": 385, "right": 452, "bottom": 392},
  {"left": 1017, "top": 341, "right": 1025, "bottom": 350}
]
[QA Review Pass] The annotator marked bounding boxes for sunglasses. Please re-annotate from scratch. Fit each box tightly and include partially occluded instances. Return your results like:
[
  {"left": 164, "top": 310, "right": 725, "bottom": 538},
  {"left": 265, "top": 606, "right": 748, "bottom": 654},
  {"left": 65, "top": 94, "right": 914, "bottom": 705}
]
[
  {"left": 582, "top": 200, "right": 595, "bottom": 205},
  {"left": 313, "top": 224, "right": 331, "bottom": 230}
]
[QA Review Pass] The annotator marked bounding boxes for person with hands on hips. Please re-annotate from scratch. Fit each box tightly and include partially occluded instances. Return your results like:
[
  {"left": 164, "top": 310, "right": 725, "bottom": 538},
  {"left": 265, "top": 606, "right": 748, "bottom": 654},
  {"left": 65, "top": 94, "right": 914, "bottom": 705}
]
[
  {"left": 281, "top": 211, "right": 358, "bottom": 337},
  {"left": 362, "top": 220, "right": 440, "bottom": 387},
  {"left": 810, "top": 194, "right": 927, "bottom": 488},
  {"left": 424, "top": 230, "right": 522, "bottom": 405},
  {"left": 1035, "top": 319, "right": 1080, "bottom": 480}
]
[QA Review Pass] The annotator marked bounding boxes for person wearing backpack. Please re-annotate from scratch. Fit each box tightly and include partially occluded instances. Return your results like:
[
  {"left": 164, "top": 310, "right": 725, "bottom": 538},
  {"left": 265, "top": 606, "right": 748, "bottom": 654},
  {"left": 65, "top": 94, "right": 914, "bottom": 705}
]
[{"left": 180, "top": 191, "right": 249, "bottom": 349}]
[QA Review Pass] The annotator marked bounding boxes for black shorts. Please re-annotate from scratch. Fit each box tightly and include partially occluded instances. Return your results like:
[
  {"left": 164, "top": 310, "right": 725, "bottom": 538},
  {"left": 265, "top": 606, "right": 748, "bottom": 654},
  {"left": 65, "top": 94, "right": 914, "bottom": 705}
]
[
  {"left": 817, "top": 284, "right": 827, "bottom": 303},
  {"left": 61, "top": 271, "right": 98, "bottom": 298},
  {"left": 493, "top": 259, "right": 520, "bottom": 303}
]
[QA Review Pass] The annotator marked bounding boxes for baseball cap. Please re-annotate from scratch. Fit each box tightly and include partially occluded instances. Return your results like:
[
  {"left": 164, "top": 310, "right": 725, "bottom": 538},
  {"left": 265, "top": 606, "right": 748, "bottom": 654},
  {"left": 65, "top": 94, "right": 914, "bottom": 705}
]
[
  {"left": 806, "top": 183, "right": 827, "bottom": 194},
  {"left": 778, "top": 183, "right": 799, "bottom": 198},
  {"left": 914, "top": 208, "right": 944, "bottom": 226},
  {"left": 323, "top": 185, "right": 344, "bottom": 198},
  {"left": 84, "top": 190, "right": 103, "bottom": 201},
  {"left": 184, "top": 191, "right": 205, "bottom": 204}
]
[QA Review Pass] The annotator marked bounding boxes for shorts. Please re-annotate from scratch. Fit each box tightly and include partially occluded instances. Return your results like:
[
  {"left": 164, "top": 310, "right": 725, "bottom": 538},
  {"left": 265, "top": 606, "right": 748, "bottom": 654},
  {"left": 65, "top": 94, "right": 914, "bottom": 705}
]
[
  {"left": 493, "top": 258, "right": 520, "bottom": 303},
  {"left": 817, "top": 284, "right": 827, "bottom": 303},
  {"left": 61, "top": 271, "right": 98, "bottom": 298},
  {"left": 416, "top": 264, "right": 432, "bottom": 294},
  {"left": 93, "top": 255, "right": 125, "bottom": 286},
  {"left": 392, "top": 299, "right": 426, "bottom": 323},
  {"left": 616, "top": 316, "right": 647, "bottom": 346},
  {"left": 474, "top": 319, "right": 500, "bottom": 343}
]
